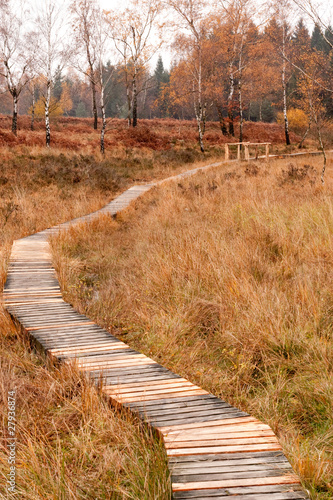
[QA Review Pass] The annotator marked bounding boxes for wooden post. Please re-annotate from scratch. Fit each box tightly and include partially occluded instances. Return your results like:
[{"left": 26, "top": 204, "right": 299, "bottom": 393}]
[
  {"left": 225, "top": 144, "right": 229, "bottom": 160},
  {"left": 244, "top": 143, "right": 249, "bottom": 161},
  {"left": 237, "top": 144, "right": 241, "bottom": 160},
  {"left": 266, "top": 143, "right": 270, "bottom": 160}
]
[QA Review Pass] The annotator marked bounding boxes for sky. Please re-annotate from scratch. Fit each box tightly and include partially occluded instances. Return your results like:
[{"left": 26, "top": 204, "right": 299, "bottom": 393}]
[{"left": 100, "top": 0, "right": 172, "bottom": 69}]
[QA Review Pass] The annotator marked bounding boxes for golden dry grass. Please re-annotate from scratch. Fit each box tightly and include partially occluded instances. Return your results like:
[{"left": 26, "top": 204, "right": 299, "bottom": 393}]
[
  {"left": 52, "top": 155, "right": 333, "bottom": 500},
  {"left": 0, "top": 141, "right": 218, "bottom": 499}
]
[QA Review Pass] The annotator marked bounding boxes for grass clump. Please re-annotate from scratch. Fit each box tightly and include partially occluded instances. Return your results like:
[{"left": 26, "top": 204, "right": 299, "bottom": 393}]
[{"left": 52, "top": 155, "right": 333, "bottom": 499}]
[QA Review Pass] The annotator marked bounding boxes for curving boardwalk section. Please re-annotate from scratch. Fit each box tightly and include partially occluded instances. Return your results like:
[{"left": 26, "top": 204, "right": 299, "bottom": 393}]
[{"left": 3, "top": 163, "right": 309, "bottom": 499}]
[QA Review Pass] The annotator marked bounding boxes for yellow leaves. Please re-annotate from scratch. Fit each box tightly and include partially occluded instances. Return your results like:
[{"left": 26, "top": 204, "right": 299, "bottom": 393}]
[
  {"left": 30, "top": 97, "right": 63, "bottom": 118},
  {"left": 277, "top": 108, "right": 308, "bottom": 131},
  {"left": 29, "top": 82, "right": 73, "bottom": 118}
]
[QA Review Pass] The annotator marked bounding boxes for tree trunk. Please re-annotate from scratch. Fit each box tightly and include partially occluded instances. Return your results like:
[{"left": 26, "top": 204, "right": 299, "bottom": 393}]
[
  {"left": 92, "top": 81, "right": 98, "bottom": 130},
  {"left": 100, "top": 84, "right": 106, "bottom": 154},
  {"left": 310, "top": 99, "right": 326, "bottom": 184},
  {"left": 259, "top": 99, "right": 262, "bottom": 122},
  {"left": 197, "top": 117, "right": 204, "bottom": 152},
  {"left": 228, "top": 64, "right": 235, "bottom": 136},
  {"left": 31, "top": 86, "right": 35, "bottom": 131},
  {"left": 298, "top": 117, "right": 311, "bottom": 148},
  {"left": 282, "top": 26, "right": 290, "bottom": 146},
  {"left": 12, "top": 91, "right": 18, "bottom": 136},
  {"left": 45, "top": 80, "right": 51, "bottom": 148},
  {"left": 216, "top": 103, "right": 227, "bottom": 135},
  {"left": 132, "top": 69, "right": 138, "bottom": 128},
  {"left": 238, "top": 53, "right": 243, "bottom": 144}
]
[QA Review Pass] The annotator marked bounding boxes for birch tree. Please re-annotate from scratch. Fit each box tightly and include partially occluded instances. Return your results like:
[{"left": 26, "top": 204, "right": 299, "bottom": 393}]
[
  {"left": 167, "top": 0, "right": 207, "bottom": 151},
  {"left": 34, "top": 0, "right": 71, "bottom": 147},
  {"left": 93, "top": 7, "right": 114, "bottom": 153},
  {"left": 70, "top": 0, "right": 100, "bottom": 129},
  {"left": 0, "top": 1, "right": 35, "bottom": 135},
  {"left": 106, "top": 0, "right": 162, "bottom": 127},
  {"left": 266, "top": 6, "right": 293, "bottom": 145}
]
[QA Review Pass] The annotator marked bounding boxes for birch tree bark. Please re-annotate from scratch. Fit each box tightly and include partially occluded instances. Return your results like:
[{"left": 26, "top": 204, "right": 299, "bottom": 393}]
[
  {"left": 167, "top": 0, "right": 207, "bottom": 151},
  {"left": 0, "top": 1, "right": 35, "bottom": 135},
  {"left": 34, "top": 0, "right": 72, "bottom": 147},
  {"left": 106, "top": 0, "right": 162, "bottom": 128},
  {"left": 70, "top": 0, "right": 100, "bottom": 130},
  {"left": 282, "top": 24, "right": 290, "bottom": 145}
]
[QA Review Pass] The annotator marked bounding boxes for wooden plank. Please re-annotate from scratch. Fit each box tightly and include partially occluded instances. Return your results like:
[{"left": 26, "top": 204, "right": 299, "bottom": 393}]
[
  {"left": 159, "top": 417, "right": 260, "bottom": 433},
  {"left": 111, "top": 389, "right": 210, "bottom": 403},
  {"left": 50, "top": 342, "right": 129, "bottom": 354},
  {"left": 127, "top": 394, "right": 220, "bottom": 409},
  {"left": 165, "top": 437, "right": 279, "bottom": 449},
  {"left": 172, "top": 475, "right": 300, "bottom": 491},
  {"left": 167, "top": 444, "right": 282, "bottom": 456},
  {"left": 143, "top": 404, "right": 244, "bottom": 418},
  {"left": 105, "top": 379, "right": 195, "bottom": 393},
  {"left": 165, "top": 431, "right": 276, "bottom": 444},
  {"left": 172, "top": 469, "right": 296, "bottom": 482},
  {"left": 164, "top": 423, "right": 271, "bottom": 437},
  {"left": 171, "top": 462, "right": 291, "bottom": 474},
  {"left": 168, "top": 451, "right": 287, "bottom": 464},
  {"left": 150, "top": 413, "right": 249, "bottom": 427},
  {"left": 26, "top": 321, "right": 95, "bottom": 331},
  {"left": 104, "top": 377, "right": 190, "bottom": 390},
  {"left": 173, "top": 490, "right": 307, "bottom": 499}
]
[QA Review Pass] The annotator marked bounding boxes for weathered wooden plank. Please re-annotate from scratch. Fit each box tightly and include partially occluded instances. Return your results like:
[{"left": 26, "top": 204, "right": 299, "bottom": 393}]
[
  {"left": 126, "top": 394, "right": 221, "bottom": 409},
  {"left": 164, "top": 423, "right": 272, "bottom": 437},
  {"left": 171, "top": 463, "right": 292, "bottom": 474},
  {"left": 172, "top": 469, "right": 297, "bottom": 482},
  {"left": 111, "top": 389, "right": 211, "bottom": 403},
  {"left": 168, "top": 451, "right": 287, "bottom": 465},
  {"left": 172, "top": 475, "right": 300, "bottom": 491},
  {"left": 26, "top": 321, "right": 95, "bottom": 331},
  {"left": 167, "top": 444, "right": 282, "bottom": 457},
  {"left": 149, "top": 413, "right": 249, "bottom": 427},
  {"left": 159, "top": 417, "right": 260, "bottom": 433},
  {"left": 173, "top": 490, "right": 307, "bottom": 500},
  {"left": 165, "top": 437, "right": 279, "bottom": 450}
]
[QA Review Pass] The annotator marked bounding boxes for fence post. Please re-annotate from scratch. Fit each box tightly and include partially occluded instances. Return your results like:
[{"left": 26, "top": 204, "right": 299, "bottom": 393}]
[
  {"left": 245, "top": 143, "right": 250, "bottom": 161},
  {"left": 266, "top": 143, "right": 270, "bottom": 160},
  {"left": 237, "top": 144, "right": 241, "bottom": 160},
  {"left": 225, "top": 144, "right": 229, "bottom": 160}
]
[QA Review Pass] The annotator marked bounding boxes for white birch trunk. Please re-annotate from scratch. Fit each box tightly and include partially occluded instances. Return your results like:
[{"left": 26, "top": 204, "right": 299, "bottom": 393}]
[
  {"left": 45, "top": 80, "right": 51, "bottom": 148},
  {"left": 282, "top": 25, "right": 290, "bottom": 146},
  {"left": 228, "top": 62, "right": 235, "bottom": 136},
  {"left": 12, "top": 92, "right": 18, "bottom": 136}
]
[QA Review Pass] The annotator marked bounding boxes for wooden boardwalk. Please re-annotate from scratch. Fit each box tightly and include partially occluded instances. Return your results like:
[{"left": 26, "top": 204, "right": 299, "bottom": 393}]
[{"left": 3, "top": 163, "right": 310, "bottom": 499}]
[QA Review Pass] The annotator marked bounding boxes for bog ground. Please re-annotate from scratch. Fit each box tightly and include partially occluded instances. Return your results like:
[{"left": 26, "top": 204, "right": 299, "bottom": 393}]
[{"left": 0, "top": 117, "right": 332, "bottom": 499}]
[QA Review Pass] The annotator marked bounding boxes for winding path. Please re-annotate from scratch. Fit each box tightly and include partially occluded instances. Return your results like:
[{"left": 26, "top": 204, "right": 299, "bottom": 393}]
[{"left": 3, "top": 161, "right": 310, "bottom": 499}]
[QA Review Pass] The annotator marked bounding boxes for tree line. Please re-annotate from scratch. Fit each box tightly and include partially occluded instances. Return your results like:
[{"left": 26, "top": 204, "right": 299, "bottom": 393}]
[{"left": 0, "top": 0, "right": 332, "bottom": 154}]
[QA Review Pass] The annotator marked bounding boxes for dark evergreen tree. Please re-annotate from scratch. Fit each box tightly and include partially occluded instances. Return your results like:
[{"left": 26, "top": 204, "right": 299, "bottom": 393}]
[
  {"left": 152, "top": 55, "right": 170, "bottom": 117},
  {"left": 53, "top": 66, "right": 63, "bottom": 101},
  {"left": 311, "top": 24, "right": 328, "bottom": 52}
]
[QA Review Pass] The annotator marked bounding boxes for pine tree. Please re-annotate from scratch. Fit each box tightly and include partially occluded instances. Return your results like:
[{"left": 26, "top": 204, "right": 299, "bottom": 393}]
[
  {"left": 311, "top": 24, "right": 327, "bottom": 52},
  {"left": 53, "top": 66, "right": 64, "bottom": 101}
]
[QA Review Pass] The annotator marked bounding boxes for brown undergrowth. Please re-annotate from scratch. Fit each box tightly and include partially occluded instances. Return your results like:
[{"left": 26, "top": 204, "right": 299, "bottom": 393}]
[
  {"left": 52, "top": 155, "right": 333, "bottom": 499},
  {"left": 0, "top": 115, "right": 304, "bottom": 153}
]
